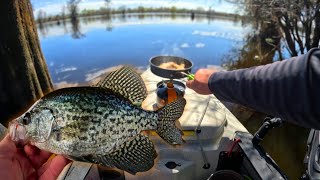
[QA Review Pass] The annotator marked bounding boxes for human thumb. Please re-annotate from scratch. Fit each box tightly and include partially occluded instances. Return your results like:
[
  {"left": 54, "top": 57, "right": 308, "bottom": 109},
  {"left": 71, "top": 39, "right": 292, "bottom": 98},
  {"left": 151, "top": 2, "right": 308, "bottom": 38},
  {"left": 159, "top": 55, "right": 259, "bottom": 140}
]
[{"left": 186, "top": 80, "right": 194, "bottom": 89}]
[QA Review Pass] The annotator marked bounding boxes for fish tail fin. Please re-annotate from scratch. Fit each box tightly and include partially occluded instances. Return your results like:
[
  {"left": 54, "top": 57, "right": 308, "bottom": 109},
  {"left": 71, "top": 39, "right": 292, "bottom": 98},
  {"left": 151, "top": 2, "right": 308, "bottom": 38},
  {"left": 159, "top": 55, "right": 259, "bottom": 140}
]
[{"left": 156, "top": 98, "right": 186, "bottom": 145}]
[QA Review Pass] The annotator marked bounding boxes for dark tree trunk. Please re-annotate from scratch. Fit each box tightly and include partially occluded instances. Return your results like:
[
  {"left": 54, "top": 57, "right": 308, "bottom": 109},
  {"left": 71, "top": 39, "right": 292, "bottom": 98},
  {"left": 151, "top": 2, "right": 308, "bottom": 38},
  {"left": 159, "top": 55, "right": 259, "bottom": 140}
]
[
  {"left": 0, "top": 0, "right": 53, "bottom": 125},
  {"left": 312, "top": 9, "right": 320, "bottom": 48},
  {"left": 279, "top": 16, "right": 298, "bottom": 56}
]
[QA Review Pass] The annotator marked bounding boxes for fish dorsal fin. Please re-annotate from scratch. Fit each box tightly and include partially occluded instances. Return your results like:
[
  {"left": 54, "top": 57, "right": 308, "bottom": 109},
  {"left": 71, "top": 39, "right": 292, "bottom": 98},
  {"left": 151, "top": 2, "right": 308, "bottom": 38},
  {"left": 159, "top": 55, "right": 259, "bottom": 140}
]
[{"left": 96, "top": 66, "right": 147, "bottom": 106}]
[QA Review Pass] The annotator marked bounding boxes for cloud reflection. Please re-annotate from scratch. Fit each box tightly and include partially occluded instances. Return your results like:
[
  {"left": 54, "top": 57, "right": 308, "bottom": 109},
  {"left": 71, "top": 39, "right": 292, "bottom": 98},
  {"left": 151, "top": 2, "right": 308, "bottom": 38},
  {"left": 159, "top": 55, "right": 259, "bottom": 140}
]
[
  {"left": 57, "top": 74, "right": 71, "bottom": 81},
  {"left": 160, "top": 43, "right": 184, "bottom": 56},
  {"left": 195, "top": 43, "right": 205, "bottom": 48},
  {"left": 55, "top": 66, "right": 77, "bottom": 73},
  {"left": 181, "top": 43, "right": 190, "bottom": 48},
  {"left": 192, "top": 30, "right": 243, "bottom": 41}
]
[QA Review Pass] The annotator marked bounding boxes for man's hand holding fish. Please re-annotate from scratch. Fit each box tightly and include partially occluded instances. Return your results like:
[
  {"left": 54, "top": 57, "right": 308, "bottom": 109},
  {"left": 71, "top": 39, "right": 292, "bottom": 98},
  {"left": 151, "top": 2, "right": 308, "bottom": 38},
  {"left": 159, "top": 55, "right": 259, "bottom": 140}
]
[{"left": 0, "top": 134, "right": 70, "bottom": 180}]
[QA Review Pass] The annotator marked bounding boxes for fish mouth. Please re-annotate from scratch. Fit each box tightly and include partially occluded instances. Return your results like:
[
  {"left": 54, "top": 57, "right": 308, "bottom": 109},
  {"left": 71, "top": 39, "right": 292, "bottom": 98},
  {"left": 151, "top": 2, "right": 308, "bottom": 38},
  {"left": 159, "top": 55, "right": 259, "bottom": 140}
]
[{"left": 9, "top": 120, "right": 27, "bottom": 143}]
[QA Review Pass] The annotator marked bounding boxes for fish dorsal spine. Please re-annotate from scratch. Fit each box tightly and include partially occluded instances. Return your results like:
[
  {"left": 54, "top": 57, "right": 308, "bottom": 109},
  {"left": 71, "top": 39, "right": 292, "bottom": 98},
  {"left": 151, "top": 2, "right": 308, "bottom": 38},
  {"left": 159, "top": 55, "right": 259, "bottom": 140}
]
[{"left": 96, "top": 66, "right": 147, "bottom": 106}]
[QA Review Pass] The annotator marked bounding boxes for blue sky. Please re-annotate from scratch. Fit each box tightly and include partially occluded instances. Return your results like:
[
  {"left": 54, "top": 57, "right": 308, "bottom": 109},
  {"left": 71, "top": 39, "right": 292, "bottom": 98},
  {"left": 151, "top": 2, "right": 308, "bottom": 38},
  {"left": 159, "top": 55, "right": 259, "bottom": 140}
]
[{"left": 31, "top": 0, "right": 241, "bottom": 17}]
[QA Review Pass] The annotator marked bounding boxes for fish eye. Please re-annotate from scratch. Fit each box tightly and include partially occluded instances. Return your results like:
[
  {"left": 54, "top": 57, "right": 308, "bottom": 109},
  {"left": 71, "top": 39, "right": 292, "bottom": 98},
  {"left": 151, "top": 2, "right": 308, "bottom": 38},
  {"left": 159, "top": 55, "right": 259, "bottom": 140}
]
[{"left": 23, "top": 112, "right": 31, "bottom": 125}]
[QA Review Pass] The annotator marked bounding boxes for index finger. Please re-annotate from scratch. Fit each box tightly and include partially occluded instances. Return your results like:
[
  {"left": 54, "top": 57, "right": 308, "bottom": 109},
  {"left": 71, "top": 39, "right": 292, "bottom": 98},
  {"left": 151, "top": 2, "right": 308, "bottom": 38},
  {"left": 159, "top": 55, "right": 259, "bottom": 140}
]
[
  {"left": 24, "top": 144, "right": 52, "bottom": 168},
  {"left": 186, "top": 80, "right": 194, "bottom": 89}
]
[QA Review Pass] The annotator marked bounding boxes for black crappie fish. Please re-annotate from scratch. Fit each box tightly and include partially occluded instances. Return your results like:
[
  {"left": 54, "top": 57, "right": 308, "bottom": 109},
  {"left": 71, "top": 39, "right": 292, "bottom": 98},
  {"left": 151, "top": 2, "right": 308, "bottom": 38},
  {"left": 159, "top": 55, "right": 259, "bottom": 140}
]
[{"left": 9, "top": 66, "right": 186, "bottom": 174}]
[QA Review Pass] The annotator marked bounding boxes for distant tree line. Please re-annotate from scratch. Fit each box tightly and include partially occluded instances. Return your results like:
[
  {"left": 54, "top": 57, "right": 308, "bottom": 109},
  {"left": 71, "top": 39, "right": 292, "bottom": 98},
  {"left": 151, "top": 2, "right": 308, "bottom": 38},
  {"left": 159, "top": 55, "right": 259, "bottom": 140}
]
[{"left": 36, "top": 5, "right": 240, "bottom": 25}]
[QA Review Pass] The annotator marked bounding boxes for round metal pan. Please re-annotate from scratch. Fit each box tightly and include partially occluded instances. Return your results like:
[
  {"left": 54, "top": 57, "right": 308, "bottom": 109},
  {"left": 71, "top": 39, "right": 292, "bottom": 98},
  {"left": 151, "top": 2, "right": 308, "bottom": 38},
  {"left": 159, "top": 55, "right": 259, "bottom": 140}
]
[{"left": 149, "top": 56, "right": 193, "bottom": 79}]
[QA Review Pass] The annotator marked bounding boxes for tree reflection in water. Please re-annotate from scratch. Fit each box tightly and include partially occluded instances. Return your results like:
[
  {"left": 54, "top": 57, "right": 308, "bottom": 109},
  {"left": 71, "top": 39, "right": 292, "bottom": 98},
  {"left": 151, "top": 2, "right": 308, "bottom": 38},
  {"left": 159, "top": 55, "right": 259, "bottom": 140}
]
[{"left": 68, "top": 0, "right": 84, "bottom": 39}]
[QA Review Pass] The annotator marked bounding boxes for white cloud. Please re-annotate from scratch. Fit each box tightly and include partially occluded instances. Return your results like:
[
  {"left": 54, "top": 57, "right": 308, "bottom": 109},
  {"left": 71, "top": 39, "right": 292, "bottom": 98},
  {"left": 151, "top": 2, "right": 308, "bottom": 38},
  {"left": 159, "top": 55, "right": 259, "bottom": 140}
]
[
  {"left": 55, "top": 66, "right": 77, "bottom": 73},
  {"left": 181, "top": 43, "right": 190, "bottom": 48},
  {"left": 160, "top": 43, "right": 184, "bottom": 56},
  {"left": 192, "top": 30, "right": 217, "bottom": 37},
  {"left": 195, "top": 43, "right": 205, "bottom": 48},
  {"left": 192, "top": 30, "right": 243, "bottom": 41},
  {"left": 59, "top": 74, "right": 71, "bottom": 80}
]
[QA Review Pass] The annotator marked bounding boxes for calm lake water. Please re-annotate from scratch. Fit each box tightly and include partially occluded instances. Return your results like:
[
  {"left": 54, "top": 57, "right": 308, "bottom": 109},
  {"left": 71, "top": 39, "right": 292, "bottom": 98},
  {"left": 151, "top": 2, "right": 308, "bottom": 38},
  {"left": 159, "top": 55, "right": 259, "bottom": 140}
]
[{"left": 38, "top": 13, "right": 249, "bottom": 85}]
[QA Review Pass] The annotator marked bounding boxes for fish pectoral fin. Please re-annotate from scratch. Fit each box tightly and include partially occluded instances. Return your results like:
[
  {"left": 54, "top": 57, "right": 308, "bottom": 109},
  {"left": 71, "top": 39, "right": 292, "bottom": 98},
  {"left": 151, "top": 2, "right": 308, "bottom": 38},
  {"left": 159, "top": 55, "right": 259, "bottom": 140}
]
[
  {"left": 108, "top": 134, "right": 158, "bottom": 175},
  {"left": 95, "top": 65, "right": 147, "bottom": 106}
]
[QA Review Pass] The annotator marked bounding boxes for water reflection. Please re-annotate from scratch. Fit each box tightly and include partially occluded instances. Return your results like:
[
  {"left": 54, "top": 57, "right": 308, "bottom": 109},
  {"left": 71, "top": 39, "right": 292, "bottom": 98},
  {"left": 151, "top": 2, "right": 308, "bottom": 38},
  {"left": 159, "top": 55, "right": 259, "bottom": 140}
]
[
  {"left": 70, "top": 16, "right": 85, "bottom": 39},
  {"left": 38, "top": 22, "right": 48, "bottom": 38},
  {"left": 38, "top": 13, "right": 247, "bottom": 85},
  {"left": 222, "top": 20, "right": 282, "bottom": 70},
  {"left": 38, "top": 13, "right": 244, "bottom": 40}
]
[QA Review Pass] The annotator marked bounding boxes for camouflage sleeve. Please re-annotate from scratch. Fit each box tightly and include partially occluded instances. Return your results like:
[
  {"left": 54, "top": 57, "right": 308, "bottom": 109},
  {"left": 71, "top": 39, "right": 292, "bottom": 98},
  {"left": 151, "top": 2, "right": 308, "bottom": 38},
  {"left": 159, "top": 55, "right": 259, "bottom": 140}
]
[{"left": 209, "top": 48, "right": 320, "bottom": 129}]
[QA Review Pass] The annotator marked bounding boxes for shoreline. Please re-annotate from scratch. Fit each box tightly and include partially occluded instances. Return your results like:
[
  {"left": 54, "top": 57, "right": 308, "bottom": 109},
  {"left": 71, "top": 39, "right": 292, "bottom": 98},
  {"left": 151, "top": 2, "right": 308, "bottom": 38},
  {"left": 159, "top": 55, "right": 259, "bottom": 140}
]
[{"left": 37, "top": 11, "right": 245, "bottom": 25}]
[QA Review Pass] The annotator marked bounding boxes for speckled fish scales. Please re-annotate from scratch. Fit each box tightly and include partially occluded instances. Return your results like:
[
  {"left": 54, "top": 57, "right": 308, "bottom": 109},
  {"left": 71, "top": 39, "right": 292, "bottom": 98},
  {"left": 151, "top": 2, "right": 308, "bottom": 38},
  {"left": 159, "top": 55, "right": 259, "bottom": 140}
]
[
  {"left": 40, "top": 87, "right": 157, "bottom": 152},
  {"left": 20, "top": 66, "right": 186, "bottom": 174}
]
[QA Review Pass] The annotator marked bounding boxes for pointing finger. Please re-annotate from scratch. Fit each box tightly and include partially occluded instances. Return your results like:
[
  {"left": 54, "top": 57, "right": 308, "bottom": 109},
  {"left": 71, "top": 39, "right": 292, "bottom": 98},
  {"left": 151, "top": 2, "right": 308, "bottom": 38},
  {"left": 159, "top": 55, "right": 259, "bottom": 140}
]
[{"left": 186, "top": 80, "right": 194, "bottom": 89}]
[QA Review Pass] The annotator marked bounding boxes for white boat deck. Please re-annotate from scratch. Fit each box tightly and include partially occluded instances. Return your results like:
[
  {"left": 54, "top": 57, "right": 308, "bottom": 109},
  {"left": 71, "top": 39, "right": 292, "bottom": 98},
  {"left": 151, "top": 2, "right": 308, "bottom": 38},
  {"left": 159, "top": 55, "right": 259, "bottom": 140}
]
[
  {"left": 124, "top": 69, "right": 248, "bottom": 180},
  {"left": 141, "top": 68, "right": 247, "bottom": 140}
]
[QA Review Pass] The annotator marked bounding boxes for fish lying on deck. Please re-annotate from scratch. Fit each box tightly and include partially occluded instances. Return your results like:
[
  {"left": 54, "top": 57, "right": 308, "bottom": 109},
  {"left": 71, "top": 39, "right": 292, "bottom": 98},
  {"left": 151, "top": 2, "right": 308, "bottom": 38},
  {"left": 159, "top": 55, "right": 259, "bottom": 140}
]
[{"left": 9, "top": 66, "right": 186, "bottom": 174}]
